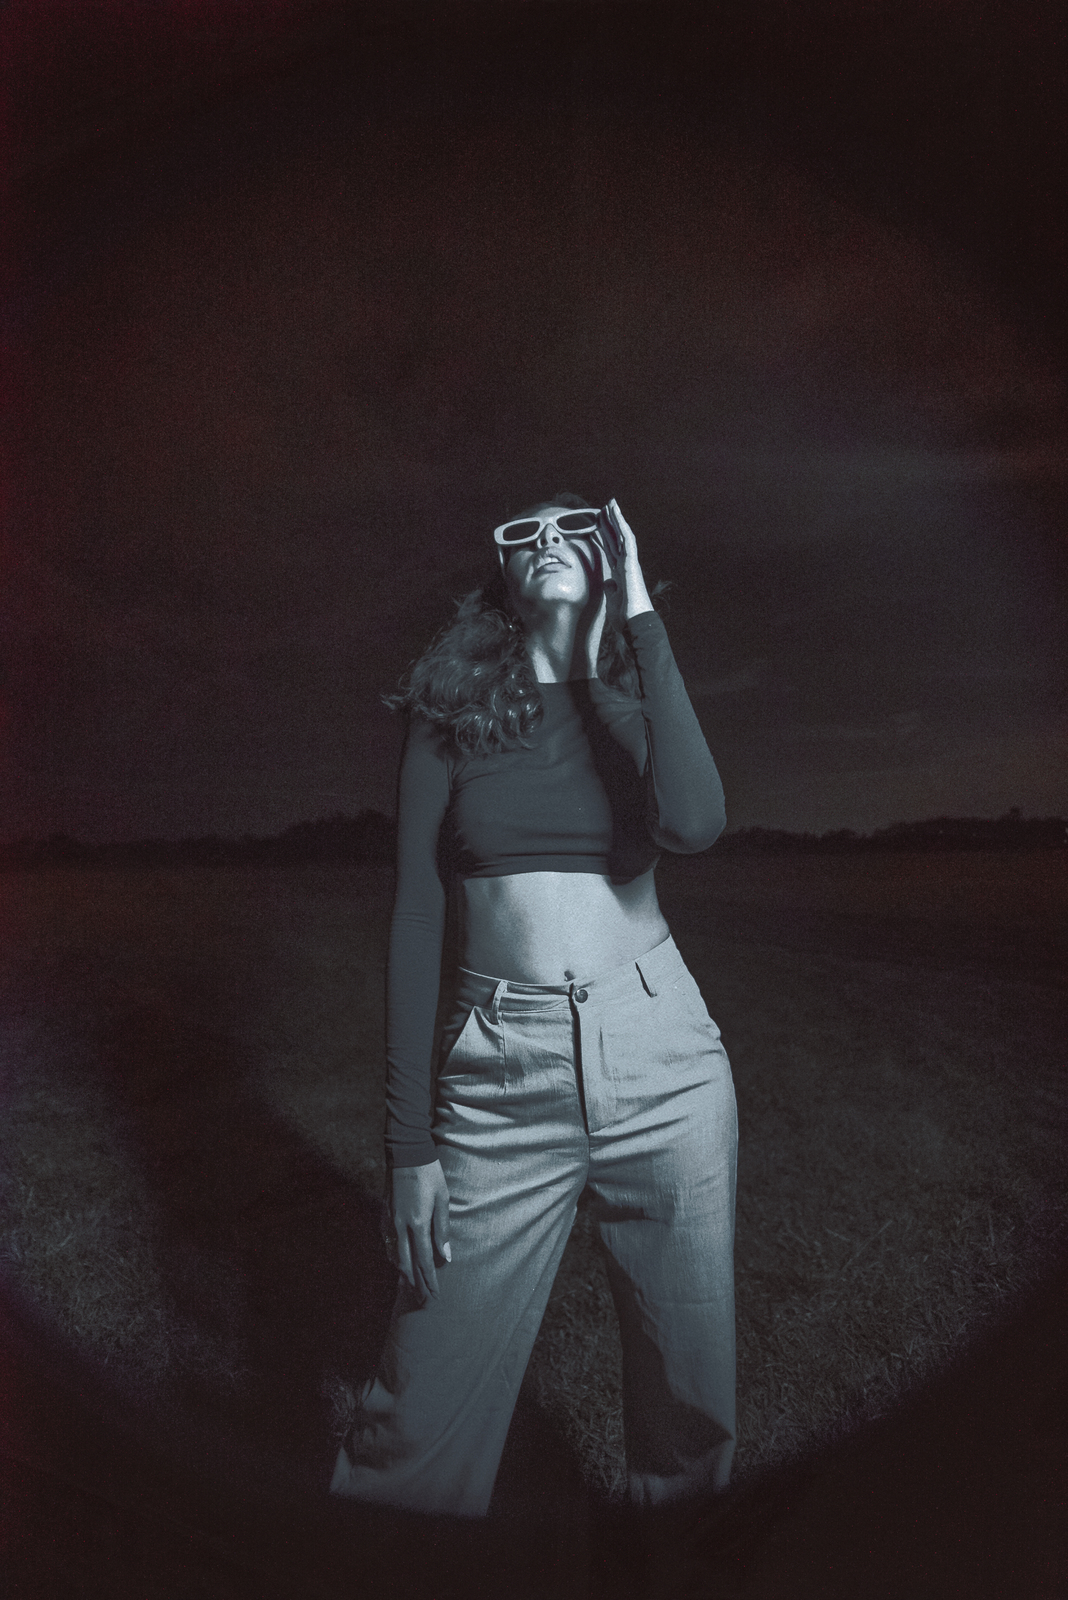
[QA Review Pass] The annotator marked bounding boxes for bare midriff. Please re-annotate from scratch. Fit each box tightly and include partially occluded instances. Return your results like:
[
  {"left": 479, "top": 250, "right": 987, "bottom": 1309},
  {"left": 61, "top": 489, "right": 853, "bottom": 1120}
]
[{"left": 457, "top": 865, "right": 670, "bottom": 985}]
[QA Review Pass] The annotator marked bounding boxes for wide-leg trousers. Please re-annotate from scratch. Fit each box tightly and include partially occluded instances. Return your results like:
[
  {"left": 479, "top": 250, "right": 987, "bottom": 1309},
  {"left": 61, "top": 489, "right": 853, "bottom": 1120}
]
[{"left": 330, "top": 933, "right": 738, "bottom": 1518}]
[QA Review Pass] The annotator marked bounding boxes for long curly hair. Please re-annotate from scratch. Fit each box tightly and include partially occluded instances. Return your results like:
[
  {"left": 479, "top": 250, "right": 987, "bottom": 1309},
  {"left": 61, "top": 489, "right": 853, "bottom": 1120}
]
[{"left": 384, "top": 494, "right": 667, "bottom": 757}]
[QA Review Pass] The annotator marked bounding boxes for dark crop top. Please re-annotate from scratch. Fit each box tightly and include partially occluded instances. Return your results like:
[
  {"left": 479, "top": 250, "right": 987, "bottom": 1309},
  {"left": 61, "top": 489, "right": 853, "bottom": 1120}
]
[{"left": 385, "top": 608, "right": 726, "bottom": 1166}]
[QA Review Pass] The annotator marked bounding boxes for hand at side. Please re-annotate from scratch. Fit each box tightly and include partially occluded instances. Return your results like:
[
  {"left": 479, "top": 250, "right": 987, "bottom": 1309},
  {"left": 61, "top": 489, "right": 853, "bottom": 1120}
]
[{"left": 390, "top": 1159, "right": 451, "bottom": 1299}]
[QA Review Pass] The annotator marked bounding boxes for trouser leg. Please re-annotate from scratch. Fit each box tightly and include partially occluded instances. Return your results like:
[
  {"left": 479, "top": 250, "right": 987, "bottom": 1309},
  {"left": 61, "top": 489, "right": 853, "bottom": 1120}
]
[
  {"left": 595, "top": 1152, "right": 737, "bottom": 1507},
  {"left": 332, "top": 996, "right": 587, "bottom": 1518},
  {"left": 330, "top": 1209, "right": 576, "bottom": 1517},
  {"left": 580, "top": 942, "right": 738, "bottom": 1507}
]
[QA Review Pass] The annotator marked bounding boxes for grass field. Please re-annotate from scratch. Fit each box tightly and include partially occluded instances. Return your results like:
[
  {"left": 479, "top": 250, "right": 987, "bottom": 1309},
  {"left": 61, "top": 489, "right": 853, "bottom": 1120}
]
[{"left": 0, "top": 851, "right": 1065, "bottom": 1502}]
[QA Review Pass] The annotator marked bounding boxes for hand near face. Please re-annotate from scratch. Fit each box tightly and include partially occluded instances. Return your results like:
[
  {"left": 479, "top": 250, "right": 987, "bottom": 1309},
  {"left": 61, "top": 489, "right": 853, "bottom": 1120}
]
[
  {"left": 604, "top": 499, "right": 654, "bottom": 621},
  {"left": 582, "top": 500, "right": 654, "bottom": 676}
]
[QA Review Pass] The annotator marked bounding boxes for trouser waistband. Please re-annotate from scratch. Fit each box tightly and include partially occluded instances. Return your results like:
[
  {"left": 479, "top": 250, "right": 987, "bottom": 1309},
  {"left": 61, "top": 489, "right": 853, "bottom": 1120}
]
[{"left": 454, "top": 932, "right": 681, "bottom": 1021}]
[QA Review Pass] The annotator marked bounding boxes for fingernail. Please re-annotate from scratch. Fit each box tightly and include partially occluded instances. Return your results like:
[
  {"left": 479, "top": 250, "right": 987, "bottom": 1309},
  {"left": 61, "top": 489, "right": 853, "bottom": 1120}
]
[{"left": 443, "top": 1243, "right": 452, "bottom": 1262}]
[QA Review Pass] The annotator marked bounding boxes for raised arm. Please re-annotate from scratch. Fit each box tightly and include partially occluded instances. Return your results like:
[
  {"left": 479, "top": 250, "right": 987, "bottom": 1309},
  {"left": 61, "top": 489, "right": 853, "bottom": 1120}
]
[
  {"left": 589, "top": 501, "right": 725, "bottom": 853},
  {"left": 625, "top": 609, "right": 726, "bottom": 852}
]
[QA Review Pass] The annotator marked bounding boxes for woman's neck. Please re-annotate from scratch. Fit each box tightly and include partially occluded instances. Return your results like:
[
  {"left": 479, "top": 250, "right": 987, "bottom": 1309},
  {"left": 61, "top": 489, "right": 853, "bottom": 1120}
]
[{"left": 522, "top": 607, "right": 588, "bottom": 683}]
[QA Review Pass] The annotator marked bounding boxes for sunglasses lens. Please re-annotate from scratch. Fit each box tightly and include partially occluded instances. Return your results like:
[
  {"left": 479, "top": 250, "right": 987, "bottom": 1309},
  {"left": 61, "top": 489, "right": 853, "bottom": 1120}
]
[
  {"left": 556, "top": 512, "right": 599, "bottom": 534},
  {"left": 500, "top": 520, "right": 541, "bottom": 543}
]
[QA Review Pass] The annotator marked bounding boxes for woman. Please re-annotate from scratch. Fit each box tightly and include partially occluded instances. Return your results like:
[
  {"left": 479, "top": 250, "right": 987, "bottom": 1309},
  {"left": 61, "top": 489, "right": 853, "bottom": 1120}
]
[{"left": 331, "top": 496, "right": 737, "bottom": 1519}]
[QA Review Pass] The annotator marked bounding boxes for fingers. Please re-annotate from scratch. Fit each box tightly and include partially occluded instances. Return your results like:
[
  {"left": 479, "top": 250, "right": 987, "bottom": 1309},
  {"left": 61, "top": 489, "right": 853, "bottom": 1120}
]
[
  {"left": 597, "top": 505, "right": 623, "bottom": 568},
  {"left": 604, "top": 502, "right": 638, "bottom": 589},
  {"left": 432, "top": 1182, "right": 452, "bottom": 1265},
  {"left": 393, "top": 1222, "right": 415, "bottom": 1291},
  {"left": 390, "top": 1161, "right": 451, "bottom": 1301},
  {"left": 394, "top": 1216, "right": 438, "bottom": 1298},
  {"left": 411, "top": 1222, "right": 440, "bottom": 1299},
  {"left": 606, "top": 499, "right": 653, "bottom": 618},
  {"left": 608, "top": 501, "right": 641, "bottom": 573},
  {"left": 607, "top": 497, "right": 635, "bottom": 547}
]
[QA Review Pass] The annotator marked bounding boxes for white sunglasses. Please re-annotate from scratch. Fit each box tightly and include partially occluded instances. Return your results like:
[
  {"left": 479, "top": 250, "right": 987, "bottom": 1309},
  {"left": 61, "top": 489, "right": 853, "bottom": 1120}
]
[
  {"left": 493, "top": 506, "right": 621, "bottom": 567},
  {"left": 493, "top": 508, "right": 603, "bottom": 546}
]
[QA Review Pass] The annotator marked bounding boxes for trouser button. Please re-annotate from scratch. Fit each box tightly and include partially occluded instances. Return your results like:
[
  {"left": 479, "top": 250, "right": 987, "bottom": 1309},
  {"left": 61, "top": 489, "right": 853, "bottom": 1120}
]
[{"left": 573, "top": 987, "right": 588, "bottom": 1003}]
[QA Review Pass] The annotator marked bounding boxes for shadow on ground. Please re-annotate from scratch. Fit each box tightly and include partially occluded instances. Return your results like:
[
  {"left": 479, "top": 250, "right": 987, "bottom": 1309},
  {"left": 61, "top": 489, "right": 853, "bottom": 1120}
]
[{"left": 88, "top": 1003, "right": 398, "bottom": 1470}]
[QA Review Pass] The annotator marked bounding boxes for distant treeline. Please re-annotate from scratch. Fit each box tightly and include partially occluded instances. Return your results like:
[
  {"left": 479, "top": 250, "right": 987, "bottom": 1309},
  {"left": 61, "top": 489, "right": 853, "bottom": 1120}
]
[
  {"left": 0, "top": 811, "right": 397, "bottom": 870},
  {"left": 2, "top": 810, "right": 1064, "bottom": 871},
  {"left": 714, "top": 814, "right": 1067, "bottom": 853}
]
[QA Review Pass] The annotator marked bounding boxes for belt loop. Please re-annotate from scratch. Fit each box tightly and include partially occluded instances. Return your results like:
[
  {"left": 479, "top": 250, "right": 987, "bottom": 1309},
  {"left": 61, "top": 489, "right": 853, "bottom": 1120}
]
[
  {"left": 489, "top": 978, "right": 509, "bottom": 1023},
  {"left": 635, "top": 959, "right": 658, "bottom": 998}
]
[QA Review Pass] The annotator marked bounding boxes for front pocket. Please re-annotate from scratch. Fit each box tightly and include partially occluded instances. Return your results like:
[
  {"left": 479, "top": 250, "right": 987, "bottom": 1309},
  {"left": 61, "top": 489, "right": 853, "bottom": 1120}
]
[
  {"left": 441, "top": 1004, "right": 476, "bottom": 1068},
  {"left": 435, "top": 1004, "right": 506, "bottom": 1092},
  {"left": 439, "top": 1003, "right": 479, "bottom": 1071}
]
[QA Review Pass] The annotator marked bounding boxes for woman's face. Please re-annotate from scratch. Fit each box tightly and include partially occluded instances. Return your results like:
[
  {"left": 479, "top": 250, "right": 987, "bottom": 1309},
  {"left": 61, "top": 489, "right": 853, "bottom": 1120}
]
[{"left": 503, "top": 505, "right": 596, "bottom": 616}]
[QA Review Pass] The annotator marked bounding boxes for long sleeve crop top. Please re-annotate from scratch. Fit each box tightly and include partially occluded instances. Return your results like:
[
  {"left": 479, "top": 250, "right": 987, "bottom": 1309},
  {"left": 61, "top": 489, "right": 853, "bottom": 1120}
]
[{"left": 385, "top": 608, "right": 725, "bottom": 1167}]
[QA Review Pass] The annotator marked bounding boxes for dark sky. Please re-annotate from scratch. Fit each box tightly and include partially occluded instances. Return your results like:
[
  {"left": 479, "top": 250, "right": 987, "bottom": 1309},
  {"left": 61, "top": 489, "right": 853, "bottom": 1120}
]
[{"left": 4, "top": 1, "right": 1066, "bottom": 840}]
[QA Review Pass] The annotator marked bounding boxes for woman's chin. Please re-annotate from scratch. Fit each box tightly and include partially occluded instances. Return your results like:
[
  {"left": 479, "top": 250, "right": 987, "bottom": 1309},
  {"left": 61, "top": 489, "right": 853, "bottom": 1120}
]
[{"left": 538, "top": 570, "right": 589, "bottom": 599}]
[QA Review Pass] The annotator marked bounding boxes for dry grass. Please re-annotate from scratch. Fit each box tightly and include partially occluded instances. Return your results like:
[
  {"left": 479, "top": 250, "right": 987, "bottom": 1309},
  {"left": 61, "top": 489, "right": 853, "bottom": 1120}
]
[
  {"left": 523, "top": 898, "right": 1066, "bottom": 1495},
  {"left": 1, "top": 854, "right": 1064, "bottom": 1499},
  {"left": 0, "top": 1020, "right": 246, "bottom": 1394}
]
